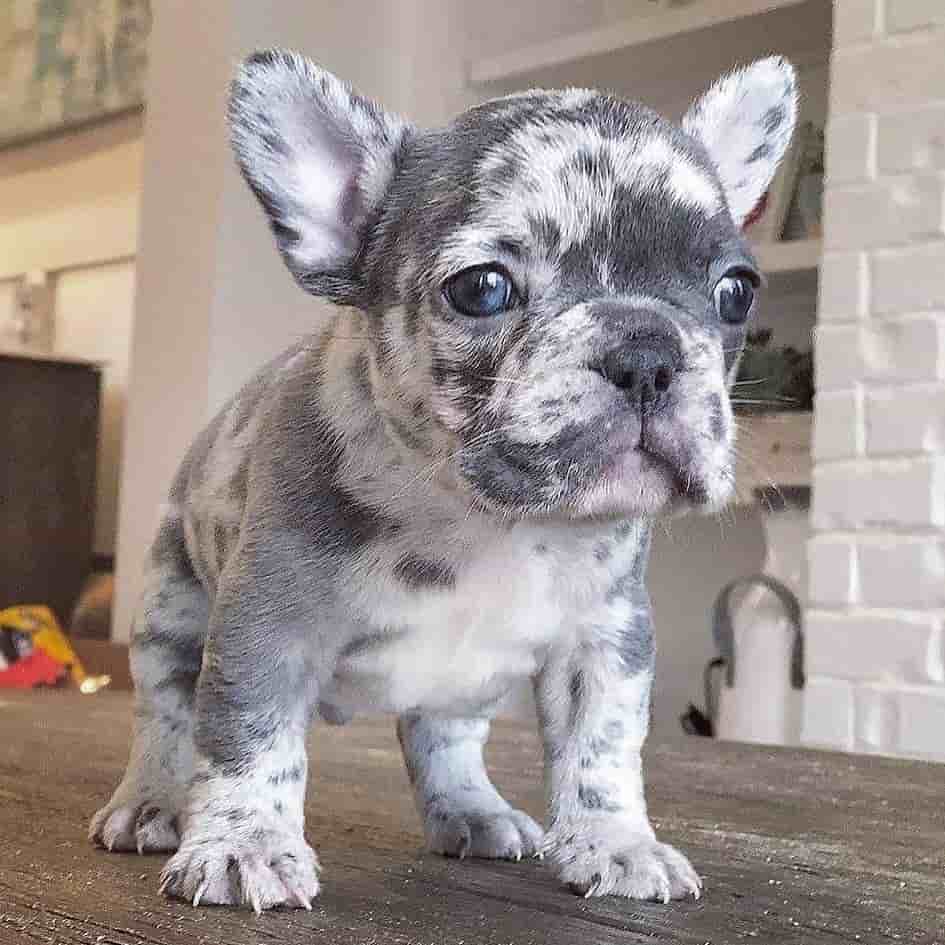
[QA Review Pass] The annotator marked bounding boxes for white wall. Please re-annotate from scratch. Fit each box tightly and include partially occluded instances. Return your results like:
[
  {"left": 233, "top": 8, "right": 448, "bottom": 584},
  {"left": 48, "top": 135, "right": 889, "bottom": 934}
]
[
  {"left": 54, "top": 262, "right": 136, "bottom": 554},
  {"left": 0, "top": 112, "right": 142, "bottom": 557}
]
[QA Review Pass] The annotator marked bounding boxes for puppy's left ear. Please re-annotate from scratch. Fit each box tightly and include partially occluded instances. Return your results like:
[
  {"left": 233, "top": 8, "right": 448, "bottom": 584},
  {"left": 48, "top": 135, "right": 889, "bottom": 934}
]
[
  {"left": 683, "top": 57, "right": 797, "bottom": 225},
  {"left": 229, "top": 50, "right": 413, "bottom": 302}
]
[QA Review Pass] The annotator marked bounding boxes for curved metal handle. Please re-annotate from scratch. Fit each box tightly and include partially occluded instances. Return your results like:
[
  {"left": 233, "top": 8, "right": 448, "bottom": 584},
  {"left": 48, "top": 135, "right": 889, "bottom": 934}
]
[{"left": 711, "top": 574, "right": 805, "bottom": 691}]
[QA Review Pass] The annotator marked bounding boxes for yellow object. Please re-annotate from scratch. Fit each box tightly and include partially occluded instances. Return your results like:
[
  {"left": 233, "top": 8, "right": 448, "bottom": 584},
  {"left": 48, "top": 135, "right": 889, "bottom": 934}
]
[{"left": 0, "top": 605, "right": 111, "bottom": 693}]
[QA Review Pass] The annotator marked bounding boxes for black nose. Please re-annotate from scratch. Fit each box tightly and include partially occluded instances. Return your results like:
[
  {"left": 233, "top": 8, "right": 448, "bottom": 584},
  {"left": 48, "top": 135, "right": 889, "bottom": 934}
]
[{"left": 596, "top": 336, "right": 682, "bottom": 407}]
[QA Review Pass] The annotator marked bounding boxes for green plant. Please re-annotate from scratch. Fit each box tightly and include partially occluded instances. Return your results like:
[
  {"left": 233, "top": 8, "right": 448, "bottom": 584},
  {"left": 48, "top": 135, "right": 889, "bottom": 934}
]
[{"left": 734, "top": 329, "right": 814, "bottom": 414}]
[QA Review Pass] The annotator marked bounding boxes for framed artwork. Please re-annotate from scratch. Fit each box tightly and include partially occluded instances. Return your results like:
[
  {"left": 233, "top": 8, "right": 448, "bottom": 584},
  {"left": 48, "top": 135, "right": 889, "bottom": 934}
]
[{"left": 0, "top": 0, "right": 151, "bottom": 149}]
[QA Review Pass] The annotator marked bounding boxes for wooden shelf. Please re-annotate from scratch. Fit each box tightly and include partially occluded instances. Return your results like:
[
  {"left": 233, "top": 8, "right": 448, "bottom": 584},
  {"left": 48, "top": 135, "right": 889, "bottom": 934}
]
[
  {"left": 734, "top": 411, "right": 812, "bottom": 498},
  {"left": 468, "top": 0, "right": 832, "bottom": 115},
  {"left": 752, "top": 239, "right": 822, "bottom": 275}
]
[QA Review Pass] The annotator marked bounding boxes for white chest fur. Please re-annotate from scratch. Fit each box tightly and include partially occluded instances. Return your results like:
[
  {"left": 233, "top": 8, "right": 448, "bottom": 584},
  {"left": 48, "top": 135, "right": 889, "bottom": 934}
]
[{"left": 323, "top": 518, "right": 645, "bottom": 718}]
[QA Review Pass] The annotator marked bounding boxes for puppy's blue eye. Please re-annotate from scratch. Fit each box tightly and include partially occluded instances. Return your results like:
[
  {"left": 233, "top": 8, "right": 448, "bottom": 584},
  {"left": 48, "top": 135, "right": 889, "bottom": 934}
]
[
  {"left": 444, "top": 265, "right": 517, "bottom": 318},
  {"left": 714, "top": 272, "right": 756, "bottom": 324}
]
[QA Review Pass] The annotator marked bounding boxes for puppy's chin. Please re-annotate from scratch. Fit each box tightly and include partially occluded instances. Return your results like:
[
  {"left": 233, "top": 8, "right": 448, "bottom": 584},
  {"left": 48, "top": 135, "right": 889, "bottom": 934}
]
[
  {"left": 572, "top": 449, "right": 705, "bottom": 519},
  {"left": 467, "top": 454, "right": 733, "bottom": 522},
  {"left": 454, "top": 422, "right": 735, "bottom": 521}
]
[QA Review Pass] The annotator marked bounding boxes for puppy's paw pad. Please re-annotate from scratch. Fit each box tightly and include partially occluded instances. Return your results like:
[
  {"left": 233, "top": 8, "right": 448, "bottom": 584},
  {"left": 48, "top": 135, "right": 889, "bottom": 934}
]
[
  {"left": 428, "top": 807, "right": 544, "bottom": 861},
  {"left": 89, "top": 801, "right": 180, "bottom": 854},
  {"left": 160, "top": 831, "right": 320, "bottom": 912},
  {"left": 549, "top": 831, "right": 701, "bottom": 902}
]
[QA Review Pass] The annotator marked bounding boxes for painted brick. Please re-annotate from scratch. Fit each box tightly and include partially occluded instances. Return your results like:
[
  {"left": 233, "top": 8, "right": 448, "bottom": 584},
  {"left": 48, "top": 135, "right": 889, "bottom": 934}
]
[
  {"left": 813, "top": 391, "right": 861, "bottom": 460},
  {"left": 860, "top": 316, "right": 945, "bottom": 384},
  {"left": 818, "top": 252, "right": 868, "bottom": 321},
  {"left": 807, "top": 537, "right": 857, "bottom": 606},
  {"left": 878, "top": 105, "right": 945, "bottom": 173},
  {"left": 814, "top": 324, "right": 862, "bottom": 391},
  {"left": 824, "top": 176, "right": 945, "bottom": 251},
  {"left": 854, "top": 684, "right": 899, "bottom": 753},
  {"left": 833, "top": 0, "right": 877, "bottom": 46},
  {"left": 812, "top": 458, "right": 945, "bottom": 528},
  {"left": 806, "top": 611, "right": 943, "bottom": 683},
  {"left": 857, "top": 537, "right": 945, "bottom": 607},
  {"left": 810, "top": 0, "right": 945, "bottom": 764},
  {"left": 885, "top": 0, "right": 945, "bottom": 33},
  {"left": 826, "top": 114, "right": 875, "bottom": 184},
  {"left": 866, "top": 384, "right": 945, "bottom": 454},
  {"left": 831, "top": 32, "right": 945, "bottom": 111},
  {"left": 802, "top": 677, "right": 854, "bottom": 750},
  {"left": 872, "top": 242, "right": 945, "bottom": 314},
  {"left": 897, "top": 686, "right": 945, "bottom": 756},
  {"left": 814, "top": 318, "right": 945, "bottom": 393}
]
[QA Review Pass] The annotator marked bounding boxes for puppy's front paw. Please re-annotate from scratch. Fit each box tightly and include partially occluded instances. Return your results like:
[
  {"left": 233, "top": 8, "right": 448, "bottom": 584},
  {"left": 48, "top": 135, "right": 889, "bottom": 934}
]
[
  {"left": 90, "top": 799, "right": 181, "bottom": 854},
  {"left": 426, "top": 805, "right": 544, "bottom": 861},
  {"left": 160, "top": 827, "right": 320, "bottom": 912},
  {"left": 546, "top": 826, "right": 701, "bottom": 902}
]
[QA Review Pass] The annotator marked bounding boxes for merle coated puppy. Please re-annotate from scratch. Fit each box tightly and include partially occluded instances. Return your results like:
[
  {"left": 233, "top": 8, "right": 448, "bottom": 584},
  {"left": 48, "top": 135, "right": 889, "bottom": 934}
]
[{"left": 90, "top": 51, "right": 796, "bottom": 911}]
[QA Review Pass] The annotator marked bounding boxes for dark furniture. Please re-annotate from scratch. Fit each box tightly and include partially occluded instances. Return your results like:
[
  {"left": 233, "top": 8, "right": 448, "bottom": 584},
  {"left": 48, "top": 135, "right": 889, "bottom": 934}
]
[
  {"left": 0, "top": 691, "right": 942, "bottom": 943},
  {"left": 0, "top": 352, "right": 100, "bottom": 621}
]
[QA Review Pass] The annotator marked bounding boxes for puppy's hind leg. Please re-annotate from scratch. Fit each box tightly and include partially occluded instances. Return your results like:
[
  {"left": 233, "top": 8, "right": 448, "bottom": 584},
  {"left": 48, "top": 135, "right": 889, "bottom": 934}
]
[
  {"left": 90, "top": 513, "right": 207, "bottom": 854},
  {"left": 398, "top": 714, "right": 544, "bottom": 860}
]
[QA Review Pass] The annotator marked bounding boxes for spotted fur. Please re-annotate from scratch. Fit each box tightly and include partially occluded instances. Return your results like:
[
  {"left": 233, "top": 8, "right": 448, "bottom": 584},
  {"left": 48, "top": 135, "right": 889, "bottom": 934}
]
[{"left": 90, "top": 51, "right": 797, "bottom": 909}]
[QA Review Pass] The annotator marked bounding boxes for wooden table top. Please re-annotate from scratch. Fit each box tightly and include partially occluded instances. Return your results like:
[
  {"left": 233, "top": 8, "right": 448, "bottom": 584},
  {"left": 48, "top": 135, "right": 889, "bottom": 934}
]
[{"left": 0, "top": 691, "right": 942, "bottom": 944}]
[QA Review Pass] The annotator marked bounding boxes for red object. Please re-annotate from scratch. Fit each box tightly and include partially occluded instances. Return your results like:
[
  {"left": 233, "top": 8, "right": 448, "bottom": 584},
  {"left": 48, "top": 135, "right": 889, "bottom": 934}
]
[{"left": 0, "top": 648, "right": 66, "bottom": 688}]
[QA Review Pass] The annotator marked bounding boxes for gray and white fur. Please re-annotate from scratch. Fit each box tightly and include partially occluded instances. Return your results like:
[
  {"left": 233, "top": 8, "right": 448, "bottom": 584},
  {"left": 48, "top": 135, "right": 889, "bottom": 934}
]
[{"left": 90, "top": 51, "right": 796, "bottom": 910}]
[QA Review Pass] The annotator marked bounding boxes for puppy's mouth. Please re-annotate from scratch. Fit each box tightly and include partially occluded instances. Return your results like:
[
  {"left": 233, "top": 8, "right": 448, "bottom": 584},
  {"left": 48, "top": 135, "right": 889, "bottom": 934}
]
[
  {"left": 577, "top": 419, "right": 716, "bottom": 516},
  {"left": 606, "top": 442, "right": 709, "bottom": 505},
  {"left": 455, "top": 394, "right": 730, "bottom": 519}
]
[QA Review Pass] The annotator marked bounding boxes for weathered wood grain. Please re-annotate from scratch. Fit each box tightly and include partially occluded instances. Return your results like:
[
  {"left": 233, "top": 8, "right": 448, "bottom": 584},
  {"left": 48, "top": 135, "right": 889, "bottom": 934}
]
[{"left": 0, "top": 691, "right": 942, "bottom": 944}]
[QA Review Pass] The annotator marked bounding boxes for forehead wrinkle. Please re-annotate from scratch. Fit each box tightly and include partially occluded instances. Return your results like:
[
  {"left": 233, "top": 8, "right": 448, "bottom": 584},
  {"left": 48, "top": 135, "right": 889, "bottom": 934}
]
[{"left": 475, "top": 129, "right": 720, "bottom": 263}]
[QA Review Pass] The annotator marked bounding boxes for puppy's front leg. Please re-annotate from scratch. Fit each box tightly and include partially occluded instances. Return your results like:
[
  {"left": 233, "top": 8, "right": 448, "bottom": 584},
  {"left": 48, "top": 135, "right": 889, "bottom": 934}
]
[
  {"left": 398, "top": 714, "right": 544, "bottom": 860},
  {"left": 535, "top": 601, "right": 701, "bottom": 902},
  {"left": 159, "top": 553, "right": 321, "bottom": 912}
]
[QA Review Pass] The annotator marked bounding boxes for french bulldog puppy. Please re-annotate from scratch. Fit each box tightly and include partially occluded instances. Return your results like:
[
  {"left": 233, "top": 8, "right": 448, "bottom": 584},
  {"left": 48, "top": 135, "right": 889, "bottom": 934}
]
[{"left": 90, "top": 51, "right": 796, "bottom": 911}]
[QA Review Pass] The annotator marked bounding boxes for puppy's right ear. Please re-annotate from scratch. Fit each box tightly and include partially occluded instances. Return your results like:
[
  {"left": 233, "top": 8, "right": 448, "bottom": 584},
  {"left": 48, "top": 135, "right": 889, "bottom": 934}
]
[
  {"left": 229, "top": 50, "right": 412, "bottom": 303},
  {"left": 683, "top": 57, "right": 797, "bottom": 226}
]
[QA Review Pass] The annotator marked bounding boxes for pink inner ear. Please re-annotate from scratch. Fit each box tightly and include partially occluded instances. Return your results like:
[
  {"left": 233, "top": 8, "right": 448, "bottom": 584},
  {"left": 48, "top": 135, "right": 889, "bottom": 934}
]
[{"left": 743, "top": 191, "right": 769, "bottom": 230}]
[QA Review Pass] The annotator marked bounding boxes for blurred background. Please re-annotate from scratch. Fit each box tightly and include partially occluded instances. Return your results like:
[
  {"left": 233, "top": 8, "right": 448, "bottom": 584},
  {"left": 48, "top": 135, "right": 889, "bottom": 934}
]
[{"left": 1, "top": 0, "right": 942, "bottom": 759}]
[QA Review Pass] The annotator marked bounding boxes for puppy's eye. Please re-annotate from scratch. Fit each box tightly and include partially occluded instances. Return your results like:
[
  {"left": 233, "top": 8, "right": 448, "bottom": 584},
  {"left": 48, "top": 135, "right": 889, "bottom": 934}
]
[
  {"left": 444, "top": 266, "right": 517, "bottom": 318},
  {"left": 714, "top": 272, "right": 756, "bottom": 324}
]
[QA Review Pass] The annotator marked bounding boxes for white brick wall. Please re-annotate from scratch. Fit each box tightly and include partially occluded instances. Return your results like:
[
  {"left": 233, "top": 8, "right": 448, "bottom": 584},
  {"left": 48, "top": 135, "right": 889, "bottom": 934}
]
[
  {"left": 858, "top": 537, "right": 945, "bottom": 606},
  {"left": 823, "top": 174, "right": 945, "bottom": 250},
  {"left": 897, "top": 687, "right": 945, "bottom": 756},
  {"left": 885, "top": 0, "right": 945, "bottom": 35},
  {"left": 811, "top": 457, "right": 945, "bottom": 529},
  {"left": 817, "top": 251, "right": 868, "bottom": 320},
  {"left": 813, "top": 390, "right": 861, "bottom": 459},
  {"left": 866, "top": 384, "right": 945, "bottom": 453},
  {"left": 805, "top": 611, "right": 943, "bottom": 682},
  {"left": 871, "top": 243, "right": 945, "bottom": 313},
  {"left": 804, "top": 1, "right": 945, "bottom": 759},
  {"left": 877, "top": 105, "right": 945, "bottom": 172}
]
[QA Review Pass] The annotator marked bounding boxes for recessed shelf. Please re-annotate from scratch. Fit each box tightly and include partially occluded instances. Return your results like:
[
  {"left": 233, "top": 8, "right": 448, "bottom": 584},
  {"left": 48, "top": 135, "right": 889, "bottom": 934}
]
[
  {"left": 752, "top": 239, "right": 822, "bottom": 275},
  {"left": 734, "top": 410, "right": 812, "bottom": 498},
  {"left": 468, "top": 0, "right": 832, "bottom": 114}
]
